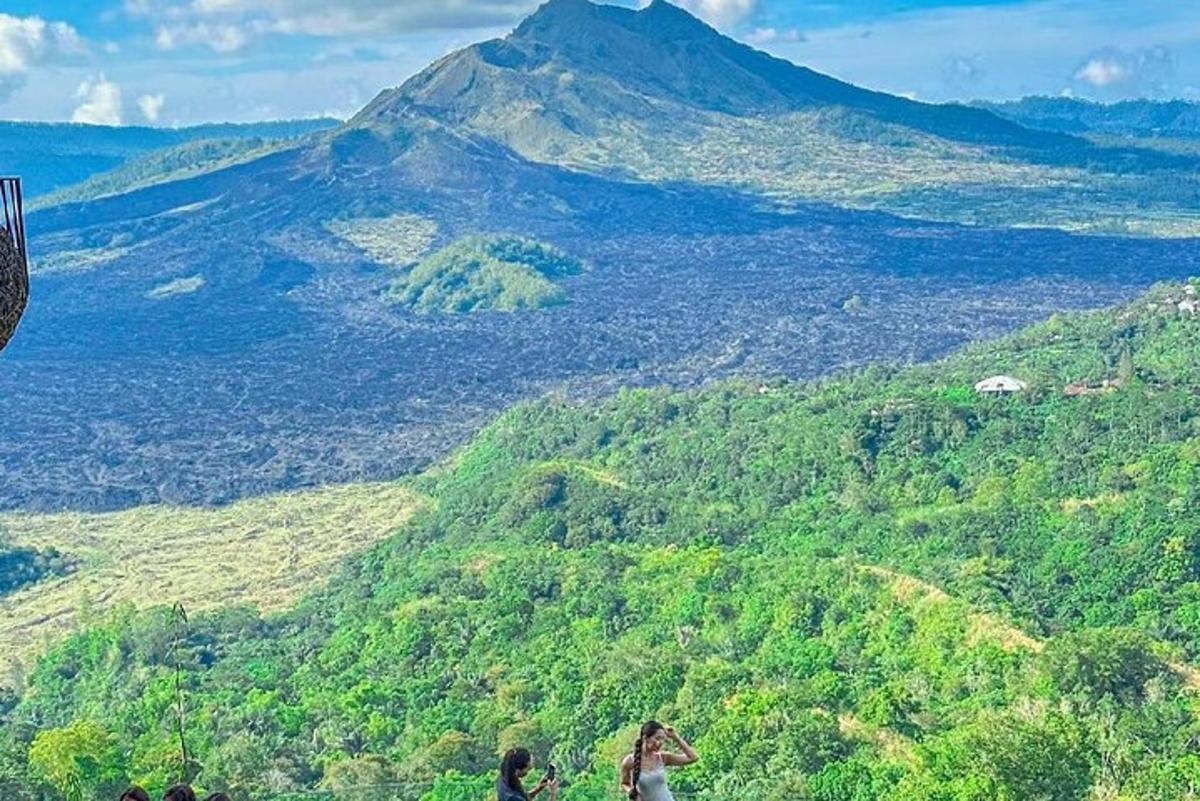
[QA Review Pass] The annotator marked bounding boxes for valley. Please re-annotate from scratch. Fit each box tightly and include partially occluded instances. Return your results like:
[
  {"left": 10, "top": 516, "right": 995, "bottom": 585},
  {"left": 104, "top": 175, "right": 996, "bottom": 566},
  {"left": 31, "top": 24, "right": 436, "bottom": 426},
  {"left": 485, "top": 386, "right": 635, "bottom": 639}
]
[
  {"left": 1, "top": 0, "right": 1195, "bottom": 515},
  {"left": 2, "top": 1, "right": 1200, "bottom": 798},
  {"left": 5, "top": 282, "right": 1200, "bottom": 799},
  {"left": 4, "top": 205, "right": 1194, "bottom": 510}
]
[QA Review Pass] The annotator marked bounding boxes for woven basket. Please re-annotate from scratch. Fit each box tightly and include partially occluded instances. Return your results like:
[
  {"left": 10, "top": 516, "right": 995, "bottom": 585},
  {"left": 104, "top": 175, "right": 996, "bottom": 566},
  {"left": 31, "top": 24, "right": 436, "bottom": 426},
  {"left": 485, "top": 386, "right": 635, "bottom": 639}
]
[{"left": 0, "top": 228, "right": 28, "bottom": 352}]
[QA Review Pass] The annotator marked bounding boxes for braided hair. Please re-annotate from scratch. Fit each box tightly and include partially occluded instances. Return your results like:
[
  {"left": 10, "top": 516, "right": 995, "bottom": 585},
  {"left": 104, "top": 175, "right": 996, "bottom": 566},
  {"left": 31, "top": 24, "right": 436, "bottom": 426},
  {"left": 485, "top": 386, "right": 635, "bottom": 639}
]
[
  {"left": 629, "top": 720, "right": 664, "bottom": 800},
  {"left": 500, "top": 747, "right": 533, "bottom": 798}
]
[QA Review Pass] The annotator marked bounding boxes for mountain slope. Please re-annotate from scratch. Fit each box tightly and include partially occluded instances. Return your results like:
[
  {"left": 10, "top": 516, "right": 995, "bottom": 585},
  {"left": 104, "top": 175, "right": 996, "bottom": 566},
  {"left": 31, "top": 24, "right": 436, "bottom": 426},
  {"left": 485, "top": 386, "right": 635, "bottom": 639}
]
[
  {"left": 349, "top": 0, "right": 1200, "bottom": 235},
  {"left": 26, "top": 136, "right": 307, "bottom": 212},
  {"left": 4, "top": 0, "right": 1199, "bottom": 513},
  {"left": 5, "top": 282, "right": 1200, "bottom": 799},
  {"left": 8, "top": 149, "right": 1195, "bottom": 510}
]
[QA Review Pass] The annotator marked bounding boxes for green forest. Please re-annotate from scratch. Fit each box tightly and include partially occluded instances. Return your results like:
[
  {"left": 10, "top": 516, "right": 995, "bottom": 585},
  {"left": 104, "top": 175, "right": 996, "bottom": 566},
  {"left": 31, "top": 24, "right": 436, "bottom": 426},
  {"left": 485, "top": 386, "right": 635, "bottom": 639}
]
[{"left": 5, "top": 281, "right": 1200, "bottom": 800}]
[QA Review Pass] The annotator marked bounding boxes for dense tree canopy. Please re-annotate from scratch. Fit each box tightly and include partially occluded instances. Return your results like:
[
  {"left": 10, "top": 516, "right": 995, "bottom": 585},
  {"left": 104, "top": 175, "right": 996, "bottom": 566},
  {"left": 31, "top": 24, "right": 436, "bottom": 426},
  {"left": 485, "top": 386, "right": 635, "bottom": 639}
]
[{"left": 3, "top": 281, "right": 1200, "bottom": 800}]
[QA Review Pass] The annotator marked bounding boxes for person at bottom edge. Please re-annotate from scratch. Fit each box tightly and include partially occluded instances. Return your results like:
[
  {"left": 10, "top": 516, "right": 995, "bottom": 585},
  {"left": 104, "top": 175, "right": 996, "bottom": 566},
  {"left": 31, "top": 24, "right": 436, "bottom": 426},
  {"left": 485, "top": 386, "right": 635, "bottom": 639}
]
[
  {"left": 497, "top": 747, "right": 559, "bottom": 801},
  {"left": 619, "top": 721, "right": 699, "bottom": 801}
]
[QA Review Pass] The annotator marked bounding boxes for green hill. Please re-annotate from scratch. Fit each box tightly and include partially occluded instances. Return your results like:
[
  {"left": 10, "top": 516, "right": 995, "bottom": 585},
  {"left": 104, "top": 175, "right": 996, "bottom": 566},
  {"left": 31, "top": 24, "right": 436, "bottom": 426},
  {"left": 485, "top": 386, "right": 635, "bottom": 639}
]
[
  {"left": 383, "top": 235, "right": 585, "bottom": 314},
  {"left": 4, "top": 118, "right": 338, "bottom": 199},
  {"left": 5, "top": 282, "right": 1200, "bottom": 799},
  {"left": 27, "top": 137, "right": 301, "bottom": 212}
]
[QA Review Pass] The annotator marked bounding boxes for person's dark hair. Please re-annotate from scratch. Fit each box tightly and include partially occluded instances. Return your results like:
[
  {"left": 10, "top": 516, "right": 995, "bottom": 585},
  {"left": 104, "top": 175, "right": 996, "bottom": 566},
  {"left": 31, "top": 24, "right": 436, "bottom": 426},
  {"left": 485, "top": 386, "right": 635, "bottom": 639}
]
[
  {"left": 163, "top": 785, "right": 196, "bottom": 801},
  {"left": 121, "top": 787, "right": 151, "bottom": 801},
  {"left": 629, "top": 720, "right": 665, "bottom": 800},
  {"left": 500, "top": 747, "right": 532, "bottom": 796},
  {"left": 204, "top": 795, "right": 232, "bottom": 801}
]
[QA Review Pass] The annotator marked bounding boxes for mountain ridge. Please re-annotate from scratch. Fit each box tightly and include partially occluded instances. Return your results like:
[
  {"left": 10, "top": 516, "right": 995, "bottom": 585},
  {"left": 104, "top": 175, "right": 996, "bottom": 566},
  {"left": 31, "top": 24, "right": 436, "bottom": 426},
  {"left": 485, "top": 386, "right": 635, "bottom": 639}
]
[{"left": 977, "top": 96, "right": 1200, "bottom": 141}]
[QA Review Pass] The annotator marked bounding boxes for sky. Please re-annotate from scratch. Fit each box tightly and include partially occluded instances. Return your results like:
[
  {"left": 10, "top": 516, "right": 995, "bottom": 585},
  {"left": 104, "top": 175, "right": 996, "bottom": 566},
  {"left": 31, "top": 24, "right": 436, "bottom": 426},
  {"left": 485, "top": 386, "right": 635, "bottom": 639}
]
[{"left": 0, "top": 0, "right": 1197, "bottom": 126}]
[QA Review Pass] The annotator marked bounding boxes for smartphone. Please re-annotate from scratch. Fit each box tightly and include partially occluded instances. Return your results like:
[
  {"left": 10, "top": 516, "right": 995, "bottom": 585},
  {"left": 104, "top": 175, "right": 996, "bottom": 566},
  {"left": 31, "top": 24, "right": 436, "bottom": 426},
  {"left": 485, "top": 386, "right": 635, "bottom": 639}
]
[{"left": 544, "top": 763, "right": 557, "bottom": 782}]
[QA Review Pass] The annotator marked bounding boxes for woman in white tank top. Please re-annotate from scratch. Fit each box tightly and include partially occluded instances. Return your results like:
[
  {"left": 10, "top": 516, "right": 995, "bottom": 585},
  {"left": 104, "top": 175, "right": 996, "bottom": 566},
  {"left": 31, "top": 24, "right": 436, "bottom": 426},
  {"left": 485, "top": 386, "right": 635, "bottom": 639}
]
[{"left": 619, "top": 721, "right": 699, "bottom": 801}]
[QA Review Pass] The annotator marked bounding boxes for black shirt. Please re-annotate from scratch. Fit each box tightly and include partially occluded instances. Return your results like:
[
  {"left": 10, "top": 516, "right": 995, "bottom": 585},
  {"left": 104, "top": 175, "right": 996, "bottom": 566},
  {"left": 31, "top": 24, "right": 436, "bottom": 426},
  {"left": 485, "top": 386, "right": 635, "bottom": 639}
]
[{"left": 497, "top": 778, "right": 529, "bottom": 801}]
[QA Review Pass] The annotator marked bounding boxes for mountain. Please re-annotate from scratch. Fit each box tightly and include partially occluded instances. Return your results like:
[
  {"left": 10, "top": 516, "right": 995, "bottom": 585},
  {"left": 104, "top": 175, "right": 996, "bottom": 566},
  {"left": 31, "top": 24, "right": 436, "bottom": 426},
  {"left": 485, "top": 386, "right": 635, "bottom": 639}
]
[
  {"left": 372, "top": 0, "right": 1054, "bottom": 146},
  {"left": 25, "top": 2, "right": 1200, "bottom": 233},
  {"left": 978, "top": 96, "right": 1200, "bottom": 141},
  {"left": 2, "top": 118, "right": 338, "bottom": 198},
  {"left": 3, "top": 0, "right": 1199, "bottom": 513},
  {"left": 346, "top": 0, "right": 1200, "bottom": 235},
  {"left": 4, "top": 282, "right": 1200, "bottom": 799}
]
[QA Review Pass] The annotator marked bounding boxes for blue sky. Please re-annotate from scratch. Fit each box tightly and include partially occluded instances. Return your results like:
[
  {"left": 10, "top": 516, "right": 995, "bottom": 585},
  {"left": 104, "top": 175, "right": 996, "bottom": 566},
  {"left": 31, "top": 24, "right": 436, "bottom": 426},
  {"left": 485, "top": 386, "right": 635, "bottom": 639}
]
[{"left": 0, "top": 0, "right": 1197, "bottom": 125}]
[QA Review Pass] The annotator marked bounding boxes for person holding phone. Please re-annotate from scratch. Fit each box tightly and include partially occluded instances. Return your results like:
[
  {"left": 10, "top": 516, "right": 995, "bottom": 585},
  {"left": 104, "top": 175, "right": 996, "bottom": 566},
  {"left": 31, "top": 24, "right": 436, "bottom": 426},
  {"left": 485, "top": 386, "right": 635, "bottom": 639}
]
[
  {"left": 497, "top": 747, "right": 559, "bottom": 801},
  {"left": 619, "top": 721, "right": 698, "bottom": 801}
]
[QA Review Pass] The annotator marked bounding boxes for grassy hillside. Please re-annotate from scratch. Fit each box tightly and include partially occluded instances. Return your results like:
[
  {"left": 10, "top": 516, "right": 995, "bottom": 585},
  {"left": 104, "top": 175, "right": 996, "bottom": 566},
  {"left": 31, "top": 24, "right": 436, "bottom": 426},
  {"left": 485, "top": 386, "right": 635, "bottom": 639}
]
[
  {"left": 5, "top": 282, "right": 1200, "bottom": 799},
  {"left": 27, "top": 138, "right": 300, "bottom": 212},
  {"left": 383, "top": 236, "right": 585, "bottom": 314},
  {"left": 0, "top": 482, "right": 426, "bottom": 682}
]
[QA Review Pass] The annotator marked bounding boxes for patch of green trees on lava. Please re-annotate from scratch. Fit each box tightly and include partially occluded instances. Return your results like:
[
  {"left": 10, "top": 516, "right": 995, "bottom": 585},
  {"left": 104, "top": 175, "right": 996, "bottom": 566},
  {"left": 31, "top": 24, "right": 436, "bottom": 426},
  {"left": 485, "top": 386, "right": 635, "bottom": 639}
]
[{"left": 384, "top": 236, "right": 585, "bottom": 314}]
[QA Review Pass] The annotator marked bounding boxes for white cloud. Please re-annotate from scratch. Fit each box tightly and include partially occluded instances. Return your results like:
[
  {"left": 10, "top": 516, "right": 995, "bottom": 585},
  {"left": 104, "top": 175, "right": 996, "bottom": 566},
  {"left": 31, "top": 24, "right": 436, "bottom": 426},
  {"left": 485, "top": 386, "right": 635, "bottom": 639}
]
[
  {"left": 138, "top": 92, "right": 166, "bottom": 122},
  {"left": 745, "top": 27, "right": 805, "bottom": 45},
  {"left": 156, "top": 21, "right": 250, "bottom": 52},
  {"left": 126, "top": 0, "right": 760, "bottom": 52},
  {"left": 0, "top": 14, "right": 85, "bottom": 98},
  {"left": 1071, "top": 46, "right": 1175, "bottom": 94},
  {"left": 1074, "top": 58, "right": 1127, "bottom": 87},
  {"left": 126, "top": 0, "right": 540, "bottom": 40},
  {"left": 72, "top": 75, "right": 123, "bottom": 125}
]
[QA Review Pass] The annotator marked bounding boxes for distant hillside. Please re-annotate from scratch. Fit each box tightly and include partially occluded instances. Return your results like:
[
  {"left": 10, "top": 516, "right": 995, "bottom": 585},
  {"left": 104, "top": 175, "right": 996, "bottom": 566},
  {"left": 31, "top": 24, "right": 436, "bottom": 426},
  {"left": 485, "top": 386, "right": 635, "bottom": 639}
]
[
  {"left": 6, "top": 282, "right": 1200, "bottom": 800},
  {"left": 3, "top": 118, "right": 338, "bottom": 197},
  {"left": 27, "top": 137, "right": 308, "bottom": 212},
  {"left": 978, "top": 97, "right": 1200, "bottom": 140}
]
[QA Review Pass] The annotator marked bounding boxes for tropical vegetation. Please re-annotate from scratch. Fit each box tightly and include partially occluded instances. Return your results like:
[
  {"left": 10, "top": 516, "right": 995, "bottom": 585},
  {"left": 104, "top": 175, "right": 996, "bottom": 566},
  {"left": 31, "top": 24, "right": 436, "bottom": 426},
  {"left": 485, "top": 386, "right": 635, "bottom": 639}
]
[{"left": 2, "top": 282, "right": 1200, "bottom": 799}]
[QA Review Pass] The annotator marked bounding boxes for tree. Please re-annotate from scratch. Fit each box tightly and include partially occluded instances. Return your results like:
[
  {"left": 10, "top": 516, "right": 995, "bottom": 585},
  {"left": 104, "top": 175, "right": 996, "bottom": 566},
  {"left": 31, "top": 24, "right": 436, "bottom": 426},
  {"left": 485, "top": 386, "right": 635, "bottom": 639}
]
[
  {"left": 28, "top": 720, "right": 125, "bottom": 801},
  {"left": 1039, "top": 628, "right": 1171, "bottom": 706},
  {"left": 908, "top": 711, "right": 1094, "bottom": 801},
  {"left": 1117, "top": 344, "right": 1134, "bottom": 385}
]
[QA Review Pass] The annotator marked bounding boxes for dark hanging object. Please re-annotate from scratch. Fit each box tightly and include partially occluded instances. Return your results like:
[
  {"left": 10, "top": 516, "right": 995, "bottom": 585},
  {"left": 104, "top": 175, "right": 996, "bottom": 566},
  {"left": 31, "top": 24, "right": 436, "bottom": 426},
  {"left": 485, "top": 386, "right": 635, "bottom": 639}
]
[{"left": 0, "top": 176, "right": 29, "bottom": 352}]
